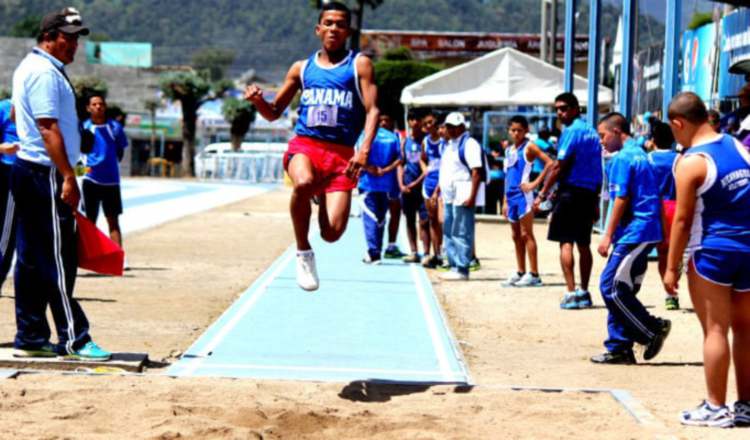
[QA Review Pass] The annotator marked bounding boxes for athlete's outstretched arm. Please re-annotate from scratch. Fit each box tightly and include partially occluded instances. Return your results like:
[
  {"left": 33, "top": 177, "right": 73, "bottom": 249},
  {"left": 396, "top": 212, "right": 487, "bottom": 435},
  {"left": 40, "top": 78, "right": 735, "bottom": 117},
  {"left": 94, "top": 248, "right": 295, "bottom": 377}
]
[
  {"left": 244, "top": 61, "right": 303, "bottom": 121},
  {"left": 347, "top": 55, "right": 379, "bottom": 178},
  {"left": 663, "top": 155, "right": 706, "bottom": 294}
]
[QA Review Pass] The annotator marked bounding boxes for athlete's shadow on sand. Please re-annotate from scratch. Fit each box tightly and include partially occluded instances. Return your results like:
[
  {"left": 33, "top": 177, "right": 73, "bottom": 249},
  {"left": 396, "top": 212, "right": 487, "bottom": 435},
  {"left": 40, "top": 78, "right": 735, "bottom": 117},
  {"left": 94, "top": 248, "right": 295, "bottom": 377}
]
[
  {"left": 639, "top": 361, "right": 703, "bottom": 367},
  {"left": 339, "top": 380, "right": 470, "bottom": 402}
]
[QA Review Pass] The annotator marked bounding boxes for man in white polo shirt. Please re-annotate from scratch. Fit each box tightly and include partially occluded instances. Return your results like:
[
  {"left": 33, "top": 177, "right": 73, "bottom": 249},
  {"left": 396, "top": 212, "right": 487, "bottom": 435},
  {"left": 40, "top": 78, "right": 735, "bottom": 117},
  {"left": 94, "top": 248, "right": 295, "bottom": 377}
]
[
  {"left": 10, "top": 8, "right": 110, "bottom": 360},
  {"left": 439, "top": 112, "right": 486, "bottom": 280}
]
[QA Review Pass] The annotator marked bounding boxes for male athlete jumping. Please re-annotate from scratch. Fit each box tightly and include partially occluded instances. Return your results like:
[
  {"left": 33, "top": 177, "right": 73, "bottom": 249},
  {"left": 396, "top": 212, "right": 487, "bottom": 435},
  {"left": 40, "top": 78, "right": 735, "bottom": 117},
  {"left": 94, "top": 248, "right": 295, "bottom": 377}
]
[{"left": 245, "top": 2, "right": 379, "bottom": 291}]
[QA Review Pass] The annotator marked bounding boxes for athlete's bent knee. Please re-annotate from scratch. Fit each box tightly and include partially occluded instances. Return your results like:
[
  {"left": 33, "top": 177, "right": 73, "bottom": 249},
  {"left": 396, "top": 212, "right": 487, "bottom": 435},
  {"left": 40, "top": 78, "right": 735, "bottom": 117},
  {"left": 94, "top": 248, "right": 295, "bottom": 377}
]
[
  {"left": 293, "top": 176, "right": 316, "bottom": 197},
  {"left": 321, "top": 226, "right": 344, "bottom": 243}
]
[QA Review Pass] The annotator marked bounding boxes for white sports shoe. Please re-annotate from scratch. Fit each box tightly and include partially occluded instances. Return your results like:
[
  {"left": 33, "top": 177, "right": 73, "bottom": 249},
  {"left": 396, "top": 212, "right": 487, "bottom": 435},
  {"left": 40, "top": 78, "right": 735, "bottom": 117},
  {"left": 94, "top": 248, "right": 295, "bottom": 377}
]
[
  {"left": 680, "top": 400, "right": 734, "bottom": 428},
  {"left": 514, "top": 272, "right": 543, "bottom": 287},
  {"left": 501, "top": 272, "right": 523, "bottom": 287},
  {"left": 296, "top": 251, "right": 319, "bottom": 291}
]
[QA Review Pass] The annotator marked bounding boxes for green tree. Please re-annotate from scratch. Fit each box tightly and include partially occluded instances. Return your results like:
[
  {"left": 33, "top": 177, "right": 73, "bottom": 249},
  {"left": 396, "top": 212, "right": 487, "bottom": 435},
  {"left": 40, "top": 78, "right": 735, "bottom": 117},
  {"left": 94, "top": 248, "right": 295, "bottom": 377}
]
[
  {"left": 374, "top": 56, "right": 439, "bottom": 126},
  {"left": 222, "top": 97, "right": 257, "bottom": 151},
  {"left": 10, "top": 15, "right": 41, "bottom": 38},
  {"left": 191, "top": 48, "right": 236, "bottom": 82},
  {"left": 159, "top": 72, "right": 231, "bottom": 175}
]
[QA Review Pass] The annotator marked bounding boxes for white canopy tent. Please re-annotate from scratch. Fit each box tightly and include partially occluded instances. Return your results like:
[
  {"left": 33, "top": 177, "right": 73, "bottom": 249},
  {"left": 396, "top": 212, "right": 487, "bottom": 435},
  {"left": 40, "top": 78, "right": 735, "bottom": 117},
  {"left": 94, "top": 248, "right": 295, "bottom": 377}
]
[{"left": 400, "top": 47, "right": 613, "bottom": 108}]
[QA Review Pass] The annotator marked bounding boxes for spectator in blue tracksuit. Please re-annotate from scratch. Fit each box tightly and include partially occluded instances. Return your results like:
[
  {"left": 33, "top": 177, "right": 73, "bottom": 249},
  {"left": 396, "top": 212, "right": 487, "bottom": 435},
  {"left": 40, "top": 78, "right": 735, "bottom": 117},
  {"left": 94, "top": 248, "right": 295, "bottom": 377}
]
[
  {"left": 10, "top": 8, "right": 110, "bottom": 360},
  {"left": 357, "top": 125, "right": 401, "bottom": 263},
  {"left": 591, "top": 112, "right": 670, "bottom": 365},
  {"left": 0, "top": 99, "right": 20, "bottom": 290},
  {"left": 647, "top": 119, "right": 680, "bottom": 311},
  {"left": 82, "top": 92, "right": 128, "bottom": 250}
]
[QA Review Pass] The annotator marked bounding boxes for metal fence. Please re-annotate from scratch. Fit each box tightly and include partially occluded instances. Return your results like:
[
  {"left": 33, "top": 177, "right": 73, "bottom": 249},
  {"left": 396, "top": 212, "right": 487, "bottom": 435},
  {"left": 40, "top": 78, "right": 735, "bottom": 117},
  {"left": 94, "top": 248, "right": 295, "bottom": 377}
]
[{"left": 195, "top": 152, "right": 285, "bottom": 183}]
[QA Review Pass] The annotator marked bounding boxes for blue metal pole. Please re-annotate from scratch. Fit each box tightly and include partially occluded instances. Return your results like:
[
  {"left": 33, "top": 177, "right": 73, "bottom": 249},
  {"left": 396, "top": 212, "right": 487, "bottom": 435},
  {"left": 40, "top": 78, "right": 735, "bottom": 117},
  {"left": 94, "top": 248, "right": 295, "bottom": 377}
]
[
  {"left": 587, "top": 0, "right": 601, "bottom": 126},
  {"left": 563, "top": 0, "right": 577, "bottom": 92},
  {"left": 662, "top": 0, "right": 681, "bottom": 119},
  {"left": 619, "top": 0, "right": 637, "bottom": 122}
]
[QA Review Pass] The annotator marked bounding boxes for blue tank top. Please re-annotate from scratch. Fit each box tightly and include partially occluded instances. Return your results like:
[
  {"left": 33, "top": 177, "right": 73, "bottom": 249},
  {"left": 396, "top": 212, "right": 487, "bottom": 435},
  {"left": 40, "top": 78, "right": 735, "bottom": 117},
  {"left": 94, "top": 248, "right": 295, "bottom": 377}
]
[
  {"left": 402, "top": 136, "right": 423, "bottom": 185},
  {"left": 504, "top": 141, "right": 532, "bottom": 198},
  {"left": 424, "top": 137, "right": 443, "bottom": 177},
  {"left": 648, "top": 150, "right": 678, "bottom": 201},
  {"left": 294, "top": 51, "right": 366, "bottom": 147},
  {"left": 685, "top": 135, "right": 750, "bottom": 252},
  {"left": 0, "top": 99, "right": 18, "bottom": 165}
]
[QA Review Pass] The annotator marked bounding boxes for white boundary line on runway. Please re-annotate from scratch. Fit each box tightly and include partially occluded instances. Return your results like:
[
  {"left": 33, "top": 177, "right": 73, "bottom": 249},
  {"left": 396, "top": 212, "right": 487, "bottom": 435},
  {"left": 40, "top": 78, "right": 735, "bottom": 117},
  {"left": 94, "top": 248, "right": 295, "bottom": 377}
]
[
  {"left": 175, "top": 249, "right": 296, "bottom": 376},
  {"left": 409, "top": 263, "right": 455, "bottom": 382},
  {"left": 188, "top": 362, "right": 467, "bottom": 379}
]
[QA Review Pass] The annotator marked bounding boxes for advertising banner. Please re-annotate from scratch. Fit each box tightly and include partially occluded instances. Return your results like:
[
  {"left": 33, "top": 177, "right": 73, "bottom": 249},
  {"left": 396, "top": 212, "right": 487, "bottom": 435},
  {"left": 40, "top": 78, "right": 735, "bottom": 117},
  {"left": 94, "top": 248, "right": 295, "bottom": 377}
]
[
  {"left": 633, "top": 42, "right": 664, "bottom": 116},
  {"left": 681, "top": 22, "right": 717, "bottom": 101},
  {"left": 719, "top": 9, "right": 750, "bottom": 98},
  {"left": 86, "top": 42, "right": 152, "bottom": 68}
]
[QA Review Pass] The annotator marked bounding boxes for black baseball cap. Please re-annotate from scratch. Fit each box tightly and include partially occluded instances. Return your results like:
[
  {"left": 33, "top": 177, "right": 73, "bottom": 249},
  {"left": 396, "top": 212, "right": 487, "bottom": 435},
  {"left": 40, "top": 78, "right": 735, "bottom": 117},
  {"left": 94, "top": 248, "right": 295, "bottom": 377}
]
[{"left": 39, "top": 7, "right": 90, "bottom": 36}]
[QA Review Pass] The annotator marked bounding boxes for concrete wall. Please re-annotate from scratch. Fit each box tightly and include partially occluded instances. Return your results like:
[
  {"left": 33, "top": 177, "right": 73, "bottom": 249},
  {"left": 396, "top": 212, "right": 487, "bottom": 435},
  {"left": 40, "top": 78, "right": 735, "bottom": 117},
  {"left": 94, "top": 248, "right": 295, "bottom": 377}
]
[{"left": 0, "top": 37, "right": 164, "bottom": 114}]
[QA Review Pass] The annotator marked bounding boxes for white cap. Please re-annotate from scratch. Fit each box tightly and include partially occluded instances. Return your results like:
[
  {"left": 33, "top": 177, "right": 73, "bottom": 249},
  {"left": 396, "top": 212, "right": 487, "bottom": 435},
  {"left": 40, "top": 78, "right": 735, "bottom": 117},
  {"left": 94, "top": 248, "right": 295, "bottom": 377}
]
[{"left": 445, "top": 112, "right": 466, "bottom": 126}]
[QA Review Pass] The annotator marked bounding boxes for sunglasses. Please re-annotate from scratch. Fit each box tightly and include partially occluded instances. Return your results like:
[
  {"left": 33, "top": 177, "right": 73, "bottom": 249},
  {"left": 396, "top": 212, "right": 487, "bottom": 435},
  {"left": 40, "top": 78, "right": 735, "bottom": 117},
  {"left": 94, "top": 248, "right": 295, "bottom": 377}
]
[{"left": 555, "top": 104, "right": 571, "bottom": 112}]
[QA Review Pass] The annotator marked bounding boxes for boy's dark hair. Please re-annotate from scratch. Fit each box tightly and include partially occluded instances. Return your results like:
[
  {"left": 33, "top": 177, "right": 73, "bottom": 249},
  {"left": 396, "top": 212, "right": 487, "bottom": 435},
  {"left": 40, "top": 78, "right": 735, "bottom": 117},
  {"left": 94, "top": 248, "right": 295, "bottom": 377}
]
[
  {"left": 85, "top": 91, "right": 107, "bottom": 106},
  {"left": 509, "top": 115, "right": 529, "bottom": 130},
  {"left": 407, "top": 107, "right": 424, "bottom": 121},
  {"left": 668, "top": 92, "right": 709, "bottom": 124},
  {"left": 707, "top": 109, "right": 721, "bottom": 122},
  {"left": 598, "top": 112, "right": 631, "bottom": 136},
  {"left": 554, "top": 92, "right": 580, "bottom": 109},
  {"left": 319, "top": 1, "right": 351, "bottom": 25},
  {"left": 421, "top": 110, "right": 436, "bottom": 120},
  {"left": 650, "top": 120, "right": 675, "bottom": 150}
]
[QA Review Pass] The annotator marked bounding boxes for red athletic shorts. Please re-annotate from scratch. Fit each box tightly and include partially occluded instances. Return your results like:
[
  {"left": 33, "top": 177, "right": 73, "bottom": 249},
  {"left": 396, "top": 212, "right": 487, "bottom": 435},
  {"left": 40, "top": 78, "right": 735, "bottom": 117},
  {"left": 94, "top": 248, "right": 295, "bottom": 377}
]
[
  {"left": 283, "top": 136, "right": 357, "bottom": 196},
  {"left": 658, "top": 199, "right": 677, "bottom": 252}
]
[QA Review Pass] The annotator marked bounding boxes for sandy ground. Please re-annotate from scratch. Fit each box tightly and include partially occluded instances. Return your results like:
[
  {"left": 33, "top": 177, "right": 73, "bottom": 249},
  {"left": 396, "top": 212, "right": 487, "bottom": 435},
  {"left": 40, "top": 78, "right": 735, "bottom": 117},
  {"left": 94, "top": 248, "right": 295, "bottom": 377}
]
[{"left": 0, "top": 186, "right": 745, "bottom": 439}]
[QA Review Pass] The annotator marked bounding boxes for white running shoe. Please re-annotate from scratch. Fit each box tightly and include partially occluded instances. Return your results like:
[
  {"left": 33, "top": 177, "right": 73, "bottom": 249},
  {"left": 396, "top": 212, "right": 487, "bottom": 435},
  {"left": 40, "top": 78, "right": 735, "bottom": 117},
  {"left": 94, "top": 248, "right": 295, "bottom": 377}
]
[
  {"left": 514, "top": 272, "right": 543, "bottom": 287},
  {"left": 501, "top": 272, "right": 523, "bottom": 287},
  {"left": 296, "top": 251, "right": 319, "bottom": 291},
  {"left": 680, "top": 400, "right": 734, "bottom": 428}
]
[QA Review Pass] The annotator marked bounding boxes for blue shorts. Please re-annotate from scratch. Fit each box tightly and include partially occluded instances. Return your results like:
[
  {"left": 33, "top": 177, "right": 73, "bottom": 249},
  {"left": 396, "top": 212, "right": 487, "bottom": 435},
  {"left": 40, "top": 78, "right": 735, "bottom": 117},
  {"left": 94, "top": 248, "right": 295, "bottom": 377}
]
[
  {"left": 506, "top": 193, "right": 533, "bottom": 223},
  {"left": 692, "top": 248, "right": 750, "bottom": 291},
  {"left": 423, "top": 174, "right": 439, "bottom": 199},
  {"left": 423, "top": 181, "right": 438, "bottom": 199}
]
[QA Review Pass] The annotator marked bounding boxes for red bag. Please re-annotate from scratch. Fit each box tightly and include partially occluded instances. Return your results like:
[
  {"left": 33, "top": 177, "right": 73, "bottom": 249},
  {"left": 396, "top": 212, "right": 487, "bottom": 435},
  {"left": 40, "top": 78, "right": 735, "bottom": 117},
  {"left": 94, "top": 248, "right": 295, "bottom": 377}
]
[{"left": 75, "top": 212, "right": 124, "bottom": 276}]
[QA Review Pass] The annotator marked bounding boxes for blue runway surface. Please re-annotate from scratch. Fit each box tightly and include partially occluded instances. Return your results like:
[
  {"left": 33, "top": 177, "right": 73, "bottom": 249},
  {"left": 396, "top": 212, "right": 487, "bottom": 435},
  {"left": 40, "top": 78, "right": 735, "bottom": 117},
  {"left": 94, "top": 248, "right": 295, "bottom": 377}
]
[{"left": 168, "top": 222, "right": 471, "bottom": 384}]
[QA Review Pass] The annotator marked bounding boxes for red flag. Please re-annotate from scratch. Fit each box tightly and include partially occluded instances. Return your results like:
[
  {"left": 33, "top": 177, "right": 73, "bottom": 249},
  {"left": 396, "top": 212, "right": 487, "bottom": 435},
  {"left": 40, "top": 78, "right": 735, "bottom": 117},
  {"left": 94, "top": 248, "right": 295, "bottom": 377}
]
[{"left": 75, "top": 212, "right": 124, "bottom": 276}]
